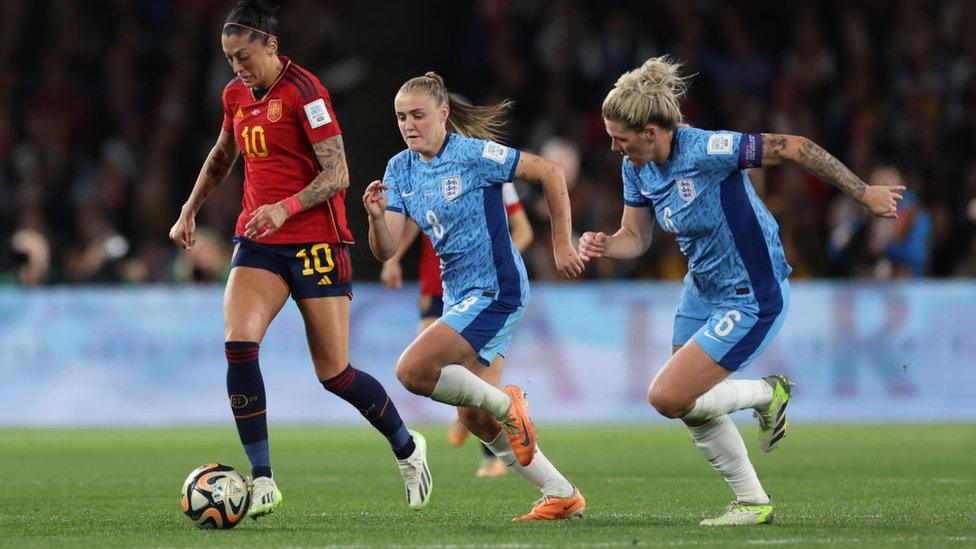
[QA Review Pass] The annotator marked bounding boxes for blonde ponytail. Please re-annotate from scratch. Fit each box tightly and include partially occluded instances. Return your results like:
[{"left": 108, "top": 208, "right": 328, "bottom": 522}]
[
  {"left": 398, "top": 71, "right": 513, "bottom": 142},
  {"left": 602, "top": 56, "right": 691, "bottom": 131}
]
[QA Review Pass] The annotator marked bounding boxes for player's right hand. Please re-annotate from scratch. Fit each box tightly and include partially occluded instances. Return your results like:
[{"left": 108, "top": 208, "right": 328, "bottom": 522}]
[
  {"left": 578, "top": 231, "right": 607, "bottom": 262},
  {"left": 169, "top": 214, "right": 196, "bottom": 249},
  {"left": 363, "top": 180, "right": 389, "bottom": 219},
  {"left": 380, "top": 259, "right": 403, "bottom": 290}
]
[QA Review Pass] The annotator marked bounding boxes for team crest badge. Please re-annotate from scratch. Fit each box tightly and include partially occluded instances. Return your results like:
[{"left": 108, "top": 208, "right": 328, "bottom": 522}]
[
  {"left": 235, "top": 107, "right": 244, "bottom": 119},
  {"left": 267, "top": 99, "right": 282, "bottom": 123},
  {"left": 441, "top": 175, "right": 462, "bottom": 201},
  {"left": 676, "top": 178, "right": 696, "bottom": 203}
]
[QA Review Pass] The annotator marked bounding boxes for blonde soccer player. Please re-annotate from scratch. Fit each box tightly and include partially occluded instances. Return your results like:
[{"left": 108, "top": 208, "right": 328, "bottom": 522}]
[{"left": 579, "top": 56, "right": 903, "bottom": 525}]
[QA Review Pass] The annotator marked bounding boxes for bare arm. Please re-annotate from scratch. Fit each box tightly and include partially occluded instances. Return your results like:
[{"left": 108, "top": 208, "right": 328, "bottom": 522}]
[
  {"left": 169, "top": 130, "right": 239, "bottom": 248},
  {"left": 182, "top": 130, "right": 240, "bottom": 216},
  {"left": 506, "top": 208, "right": 534, "bottom": 253},
  {"left": 579, "top": 206, "right": 655, "bottom": 262},
  {"left": 244, "top": 134, "right": 350, "bottom": 239},
  {"left": 513, "top": 152, "right": 583, "bottom": 278},
  {"left": 761, "top": 133, "right": 903, "bottom": 218},
  {"left": 363, "top": 180, "right": 406, "bottom": 261},
  {"left": 294, "top": 134, "right": 350, "bottom": 209},
  {"left": 380, "top": 219, "right": 420, "bottom": 290},
  {"left": 388, "top": 218, "right": 421, "bottom": 262}
]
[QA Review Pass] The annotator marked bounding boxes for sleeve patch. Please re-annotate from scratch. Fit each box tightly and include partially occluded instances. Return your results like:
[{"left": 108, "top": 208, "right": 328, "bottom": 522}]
[
  {"left": 482, "top": 141, "right": 509, "bottom": 164},
  {"left": 303, "top": 98, "right": 331, "bottom": 129},
  {"left": 706, "top": 133, "right": 734, "bottom": 155}
]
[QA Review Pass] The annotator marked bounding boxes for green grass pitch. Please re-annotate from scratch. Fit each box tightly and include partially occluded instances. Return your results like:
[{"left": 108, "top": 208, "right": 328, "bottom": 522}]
[{"left": 2, "top": 424, "right": 973, "bottom": 547}]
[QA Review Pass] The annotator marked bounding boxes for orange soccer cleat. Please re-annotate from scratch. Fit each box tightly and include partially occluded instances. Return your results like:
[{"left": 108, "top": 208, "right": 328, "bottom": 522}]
[
  {"left": 513, "top": 488, "right": 586, "bottom": 522},
  {"left": 501, "top": 385, "right": 536, "bottom": 466},
  {"left": 447, "top": 417, "right": 470, "bottom": 447}
]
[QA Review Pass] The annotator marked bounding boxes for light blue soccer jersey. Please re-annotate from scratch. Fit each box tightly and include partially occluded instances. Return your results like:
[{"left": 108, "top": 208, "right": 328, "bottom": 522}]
[
  {"left": 622, "top": 126, "right": 792, "bottom": 304},
  {"left": 384, "top": 133, "right": 529, "bottom": 307}
]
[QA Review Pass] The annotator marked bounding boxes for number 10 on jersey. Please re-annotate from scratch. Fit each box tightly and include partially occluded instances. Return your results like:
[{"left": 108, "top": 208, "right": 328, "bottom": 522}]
[{"left": 241, "top": 125, "right": 269, "bottom": 158}]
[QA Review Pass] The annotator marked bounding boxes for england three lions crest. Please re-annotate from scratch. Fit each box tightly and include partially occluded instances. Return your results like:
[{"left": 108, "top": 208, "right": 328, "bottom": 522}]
[
  {"left": 441, "top": 175, "right": 462, "bottom": 201},
  {"left": 676, "top": 178, "right": 696, "bottom": 203}
]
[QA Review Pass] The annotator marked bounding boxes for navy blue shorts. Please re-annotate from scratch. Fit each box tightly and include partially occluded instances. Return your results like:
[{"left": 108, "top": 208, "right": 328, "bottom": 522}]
[
  {"left": 231, "top": 237, "right": 352, "bottom": 299},
  {"left": 420, "top": 294, "right": 444, "bottom": 320}
]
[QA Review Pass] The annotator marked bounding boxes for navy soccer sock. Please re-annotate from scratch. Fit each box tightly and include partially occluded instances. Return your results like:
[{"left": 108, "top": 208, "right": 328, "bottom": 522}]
[
  {"left": 226, "top": 341, "right": 272, "bottom": 479},
  {"left": 321, "top": 365, "right": 415, "bottom": 459}
]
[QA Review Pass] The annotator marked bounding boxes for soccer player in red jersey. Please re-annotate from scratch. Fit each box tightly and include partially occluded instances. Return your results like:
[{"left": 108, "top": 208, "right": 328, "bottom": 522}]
[
  {"left": 381, "top": 182, "right": 532, "bottom": 477},
  {"left": 168, "top": 0, "right": 431, "bottom": 517}
]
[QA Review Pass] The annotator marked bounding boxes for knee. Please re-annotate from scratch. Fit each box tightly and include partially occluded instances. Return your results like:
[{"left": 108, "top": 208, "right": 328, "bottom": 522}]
[
  {"left": 313, "top": 358, "right": 347, "bottom": 381},
  {"left": 395, "top": 358, "right": 429, "bottom": 395},
  {"left": 647, "top": 384, "right": 688, "bottom": 419}
]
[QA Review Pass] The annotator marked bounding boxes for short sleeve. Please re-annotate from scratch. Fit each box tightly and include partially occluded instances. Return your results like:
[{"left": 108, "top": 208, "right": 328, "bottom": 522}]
[
  {"left": 221, "top": 85, "right": 235, "bottom": 132},
  {"left": 383, "top": 158, "right": 405, "bottom": 214},
  {"left": 501, "top": 182, "right": 523, "bottom": 214},
  {"left": 692, "top": 129, "right": 763, "bottom": 176},
  {"left": 470, "top": 139, "right": 521, "bottom": 186},
  {"left": 622, "top": 162, "right": 650, "bottom": 208},
  {"left": 290, "top": 71, "right": 343, "bottom": 144}
]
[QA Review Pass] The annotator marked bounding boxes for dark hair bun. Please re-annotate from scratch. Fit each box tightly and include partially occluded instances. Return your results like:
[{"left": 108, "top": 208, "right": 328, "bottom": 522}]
[{"left": 236, "top": 0, "right": 279, "bottom": 14}]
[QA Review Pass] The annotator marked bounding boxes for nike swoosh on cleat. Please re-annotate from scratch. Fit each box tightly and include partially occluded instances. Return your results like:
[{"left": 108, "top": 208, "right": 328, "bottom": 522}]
[
  {"left": 562, "top": 504, "right": 575, "bottom": 511},
  {"left": 519, "top": 419, "right": 531, "bottom": 447}
]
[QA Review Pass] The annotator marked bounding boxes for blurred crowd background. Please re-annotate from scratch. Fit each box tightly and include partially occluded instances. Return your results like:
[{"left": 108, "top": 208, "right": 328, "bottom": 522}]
[{"left": 1, "top": 0, "right": 974, "bottom": 285}]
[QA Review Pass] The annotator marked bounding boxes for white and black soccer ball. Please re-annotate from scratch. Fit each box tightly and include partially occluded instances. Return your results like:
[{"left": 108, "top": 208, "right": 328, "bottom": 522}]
[{"left": 180, "top": 463, "right": 250, "bottom": 529}]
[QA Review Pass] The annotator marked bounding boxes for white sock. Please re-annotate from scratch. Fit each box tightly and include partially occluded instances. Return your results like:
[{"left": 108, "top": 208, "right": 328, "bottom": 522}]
[
  {"left": 682, "top": 379, "right": 773, "bottom": 423},
  {"left": 485, "top": 431, "right": 574, "bottom": 498},
  {"left": 429, "top": 364, "right": 511, "bottom": 419},
  {"left": 687, "top": 414, "right": 769, "bottom": 504}
]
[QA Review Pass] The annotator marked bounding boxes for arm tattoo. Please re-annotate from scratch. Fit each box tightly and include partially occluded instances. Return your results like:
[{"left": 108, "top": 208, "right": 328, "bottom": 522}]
[
  {"left": 796, "top": 139, "right": 867, "bottom": 200},
  {"left": 294, "top": 135, "right": 350, "bottom": 209},
  {"left": 762, "top": 135, "right": 789, "bottom": 164},
  {"left": 186, "top": 143, "right": 236, "bottom": 212}
]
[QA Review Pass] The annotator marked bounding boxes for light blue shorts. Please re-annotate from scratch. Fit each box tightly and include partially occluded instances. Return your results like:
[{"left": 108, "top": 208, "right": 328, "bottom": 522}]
[
  {"left": 439, "top": 292, "right": 525, "bottom": 366},
  {"left": 673, "top": 279, "right": 790, "bottom": 372}
]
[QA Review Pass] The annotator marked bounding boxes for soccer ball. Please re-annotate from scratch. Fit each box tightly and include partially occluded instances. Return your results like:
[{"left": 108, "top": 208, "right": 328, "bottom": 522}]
[{"left": 180, "top": 463, "right": 250, "bottom": 529}]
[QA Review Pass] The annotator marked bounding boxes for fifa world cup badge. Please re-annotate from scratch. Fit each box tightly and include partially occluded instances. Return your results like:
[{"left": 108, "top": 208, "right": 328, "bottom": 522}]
[
  {"left": 441, "top": 175, "right": 462, "bottom": 201},
  {"left": 267, "top": 99, "right": 282, "bottom": 123}
]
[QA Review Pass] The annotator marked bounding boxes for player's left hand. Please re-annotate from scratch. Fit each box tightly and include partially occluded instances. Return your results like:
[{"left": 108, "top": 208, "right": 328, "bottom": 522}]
[
  {"left": 860, "top": 185, "right": 905, "bottom": 219},
  {"left": 380, "top": 259, "right": 403, "bottom": 290},
  {"left": 244, "top": 202, "right": 289, "bottom": 239},
  {"left": 554, "top": 241, "right": 584, "bottom": 279}
]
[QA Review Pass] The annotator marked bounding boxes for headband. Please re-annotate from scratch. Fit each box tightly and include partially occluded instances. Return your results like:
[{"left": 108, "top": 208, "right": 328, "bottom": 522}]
[{"left": 223, "top": 22, "right": 276, "bottom": 40}]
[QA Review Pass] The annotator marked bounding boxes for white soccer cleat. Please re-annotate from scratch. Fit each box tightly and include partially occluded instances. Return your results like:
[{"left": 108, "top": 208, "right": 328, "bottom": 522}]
[
  {"left": 247, "top": 476, "right": 283, "bottom": 519},
  {"left": 699, "top": 500, "right": 774, "bottom": 526},
  {"left": 397, "top": 430, "right": 432, "bottom": 510}
]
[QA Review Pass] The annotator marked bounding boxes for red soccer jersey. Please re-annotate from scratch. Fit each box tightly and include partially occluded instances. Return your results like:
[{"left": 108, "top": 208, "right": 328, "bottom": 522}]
[
  {"left": 418, "top": 182, "right": 524, "bottom": 297},
  {"left": 222, "top": 56, "right": 354, "bottom": 245},
  {"left": 419, "top": 235, "right": 442, "bottom": 296}
]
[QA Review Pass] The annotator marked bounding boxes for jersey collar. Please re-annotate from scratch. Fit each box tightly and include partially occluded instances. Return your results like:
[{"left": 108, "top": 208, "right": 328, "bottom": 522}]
[
  {"left": 417, "top": 132, "right": 453, "bottom": 164},
  {"left": 249, "top": 55, "right": 292, "bottom": 102}
]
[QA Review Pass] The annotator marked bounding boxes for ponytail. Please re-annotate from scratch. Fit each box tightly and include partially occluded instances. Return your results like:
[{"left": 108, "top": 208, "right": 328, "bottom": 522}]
[
  {"left": 398, "top": 72, "right": 513, "bottom": 142},
  {"left": 602, "top": 56, "right": 691, "bottom": 131}
]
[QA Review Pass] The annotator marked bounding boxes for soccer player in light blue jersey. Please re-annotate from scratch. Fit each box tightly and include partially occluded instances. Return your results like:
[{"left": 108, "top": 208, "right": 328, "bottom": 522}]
[
  {"left": 579, "top": 57, "right": 904, "bottom": 526},
  {"left": 364, "top": 72, "right": 587, "bottom": 522}
]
